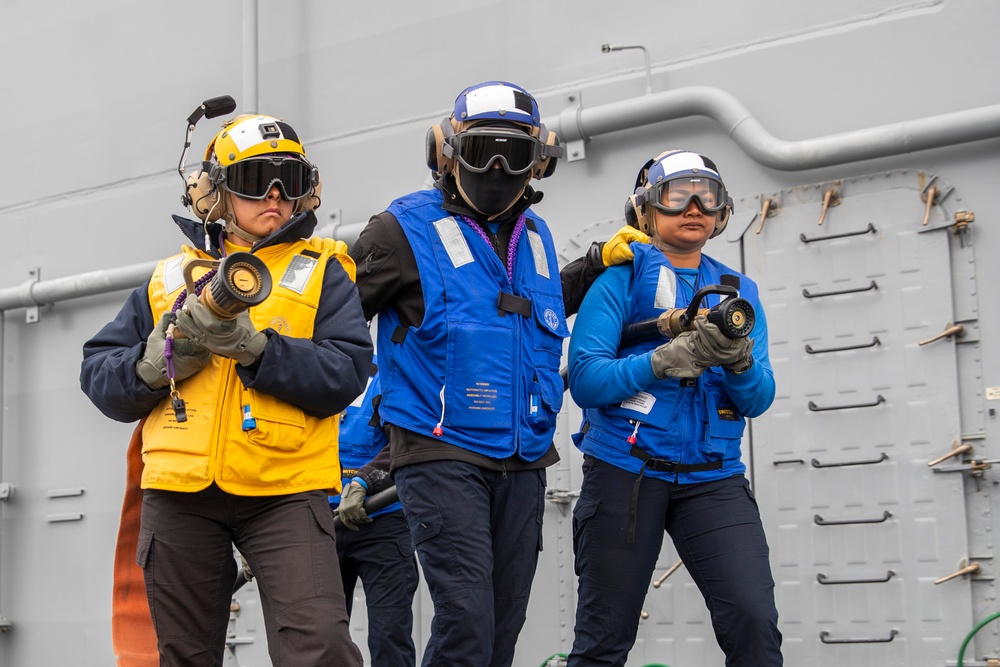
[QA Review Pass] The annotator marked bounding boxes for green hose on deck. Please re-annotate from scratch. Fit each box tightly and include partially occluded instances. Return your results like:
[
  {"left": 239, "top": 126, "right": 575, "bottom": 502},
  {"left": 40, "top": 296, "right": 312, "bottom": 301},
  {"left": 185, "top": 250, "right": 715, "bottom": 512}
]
[{"left": 957, "top": 611, "right": 1000, "bottom": 667}]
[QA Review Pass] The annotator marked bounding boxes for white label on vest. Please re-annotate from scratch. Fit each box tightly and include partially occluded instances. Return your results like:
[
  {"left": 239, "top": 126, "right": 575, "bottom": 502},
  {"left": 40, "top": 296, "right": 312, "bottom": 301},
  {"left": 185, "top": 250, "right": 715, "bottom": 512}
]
[
  {"left": 434, "top": 217, "right": 475, "bottom": 268},
  {"left": 527, "top": 230, "right": 550, "bottom": 279},
  {"left": 280, "top": 254, "right": 317, "bottom": 294},
  {"left": 163, "top": 256, "right": 185, "bottom": 295},
  {"left": 620, "top": 391, "right": 656, "bottom": 415},
  {"left": 654, "top": 266, "right": 677, "bottom": 310}
]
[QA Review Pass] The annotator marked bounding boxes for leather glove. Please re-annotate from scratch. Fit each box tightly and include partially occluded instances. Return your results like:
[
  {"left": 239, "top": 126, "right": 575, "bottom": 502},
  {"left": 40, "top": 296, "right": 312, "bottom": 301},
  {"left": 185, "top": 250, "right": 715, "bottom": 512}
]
[
  {"left": 174, "top": 297, "right": 267, "bottom": 367},
  {"left": 650, "top": 331, "right": 708, "bottom": 379},
  {"left": 136, "top": 313, "right": 211, "bottom": 389},
  {"left": 336, "top": 482, "right": 372, "bottom": 531},
  {"left": 601, "top": 226, "right": 650, "bottom": 267},
  {"left": 690, "top": 315, "right": 755, "bottom": 373}
]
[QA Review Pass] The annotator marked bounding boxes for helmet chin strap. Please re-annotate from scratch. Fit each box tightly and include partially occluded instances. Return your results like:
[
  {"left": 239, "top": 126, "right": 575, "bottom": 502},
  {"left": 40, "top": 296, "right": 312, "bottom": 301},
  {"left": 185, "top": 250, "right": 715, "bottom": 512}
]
[
  {"left": 643, "top": 212, "right": 706, "bottom": 256},
  {"left": 215, "top": 189, "right": 266, "bottom": 245},
  {"left": 652, "top": 237, "right": 703, "bottom": 255},
  {"left": 225, "top": 219, "right": 266, "bottom": 245}
]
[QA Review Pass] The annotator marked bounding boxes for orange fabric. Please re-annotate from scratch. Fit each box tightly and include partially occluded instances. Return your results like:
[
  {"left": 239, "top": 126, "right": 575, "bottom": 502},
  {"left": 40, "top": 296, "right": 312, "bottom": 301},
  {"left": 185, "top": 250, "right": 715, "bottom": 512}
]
[{"left": 111, "top": 420, "right": 159, "bottom": 667}]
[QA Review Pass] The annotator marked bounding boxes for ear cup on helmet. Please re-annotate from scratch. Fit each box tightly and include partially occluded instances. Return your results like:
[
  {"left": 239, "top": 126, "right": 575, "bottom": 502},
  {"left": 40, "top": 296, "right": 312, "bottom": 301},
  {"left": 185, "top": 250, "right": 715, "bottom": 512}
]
[
  {"left": 425, "top": 126, "right": 441, "bottom": 172},
  {"left": 709, "top": 197, "right": 733, "bottom": 238},
  {"left": 295, "top": 175, "right": 323, "bottom": 214},
  {"left": 624, "top": 194, "right": 640, "bottom": 229},
  {"left": 186, "top": 164, "right": 227, "bottom": 222},
  {"left": 426, "top": 119, "right": 458, "bottom": 175},
  {"left": 531, "top": 125, "right": 560, "bottom": 180},
  {"left": 625, "top": 188, "right": 655, "bottom": 234}
]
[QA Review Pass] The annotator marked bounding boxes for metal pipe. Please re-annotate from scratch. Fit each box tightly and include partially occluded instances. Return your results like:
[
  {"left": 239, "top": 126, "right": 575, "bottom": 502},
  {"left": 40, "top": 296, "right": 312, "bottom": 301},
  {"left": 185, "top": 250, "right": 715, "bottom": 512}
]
[
  {"left": 243, "top": 0, "right": 258, "bottom": 113},
  {"left": 0, "top": 262, "right": 156, "bottom": 313},
  {"left": 544, "top": 85, "right": 1000, "bottom": 171},
  {"left": 601, "top": 44, "right": 652, "bottom": 95}
]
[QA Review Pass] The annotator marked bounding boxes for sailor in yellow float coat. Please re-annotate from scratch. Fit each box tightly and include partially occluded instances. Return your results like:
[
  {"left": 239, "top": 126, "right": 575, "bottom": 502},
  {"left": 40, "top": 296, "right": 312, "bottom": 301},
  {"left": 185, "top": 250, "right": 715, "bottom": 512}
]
[
  {"left": 81, "top": 112, "right": 371, "bottom": 666},
  {"left": 140, "top": 237, "right": 357, "bottom": 495}
]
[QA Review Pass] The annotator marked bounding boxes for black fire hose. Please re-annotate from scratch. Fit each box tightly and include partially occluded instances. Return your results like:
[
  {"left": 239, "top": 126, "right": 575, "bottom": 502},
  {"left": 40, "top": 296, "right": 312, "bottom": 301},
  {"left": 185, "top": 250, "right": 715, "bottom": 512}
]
[{"left": 232, "top": 485, "right": 401, "bottom": 594}]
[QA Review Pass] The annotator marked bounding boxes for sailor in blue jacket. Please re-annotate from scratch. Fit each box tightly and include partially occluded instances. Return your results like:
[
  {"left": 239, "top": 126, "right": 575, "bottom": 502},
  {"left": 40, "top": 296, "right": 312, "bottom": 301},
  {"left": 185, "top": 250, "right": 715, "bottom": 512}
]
[
  {"left": 567, "top": 151, "right": 782, "bottom": 667},
  {"left": 332, "top": 357, "right": 418, "bottom": 667}
]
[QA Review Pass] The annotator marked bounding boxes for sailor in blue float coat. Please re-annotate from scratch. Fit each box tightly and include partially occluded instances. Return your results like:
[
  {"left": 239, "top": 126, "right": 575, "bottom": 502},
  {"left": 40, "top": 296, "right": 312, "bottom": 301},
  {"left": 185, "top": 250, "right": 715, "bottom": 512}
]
[
  {"left": 349, "top": 81, "right": 580, "bottom": 667},
  {"left": 566, "top": 151, "right": 783, "bottom": 667},
  {"left": 377, "top": 187, "right": 568, "bottom": 461}
]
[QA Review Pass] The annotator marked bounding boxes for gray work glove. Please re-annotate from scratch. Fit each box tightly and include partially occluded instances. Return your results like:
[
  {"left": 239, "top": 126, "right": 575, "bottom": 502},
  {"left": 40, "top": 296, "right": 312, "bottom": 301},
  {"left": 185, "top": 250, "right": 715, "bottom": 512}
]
[
  {"left": 335, "top": 483, "right": 372, "bottom": 531},
  {"left": 690, "top": 315, "right": 755, "bottom": 374},
  {"left": 174, "top": 297, "right": 267, "bottom": 367},
  {"left": 136, "top": 313, "right": 212, "bottom": 389},
  {"left": 651, "top": 331, "right": 708, "bottom": 380}
]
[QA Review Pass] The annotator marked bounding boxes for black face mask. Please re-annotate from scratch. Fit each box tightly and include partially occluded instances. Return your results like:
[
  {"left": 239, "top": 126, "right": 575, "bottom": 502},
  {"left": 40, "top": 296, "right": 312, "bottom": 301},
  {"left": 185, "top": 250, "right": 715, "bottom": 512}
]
[{"left": 457, "top": 165, "right": 529, "bottom": 217}]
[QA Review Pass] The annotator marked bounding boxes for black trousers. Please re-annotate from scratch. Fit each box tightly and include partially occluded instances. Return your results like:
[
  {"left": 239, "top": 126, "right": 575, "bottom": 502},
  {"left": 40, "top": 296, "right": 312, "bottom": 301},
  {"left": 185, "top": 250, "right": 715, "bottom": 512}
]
[
  {"left": 138, "top": 487, "right": 362, "bottom": 667},
  {"left": 568, "top": 457, "right": 782, "bottom": 667}
]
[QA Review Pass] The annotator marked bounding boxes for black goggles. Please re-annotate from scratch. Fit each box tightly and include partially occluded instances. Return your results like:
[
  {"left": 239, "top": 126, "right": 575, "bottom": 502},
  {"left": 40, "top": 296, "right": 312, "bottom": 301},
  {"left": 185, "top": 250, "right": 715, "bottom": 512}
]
[
  {"left": 451, "top": 129, "right": 543, "bottom": 176},
  {"left": 223, "top": 157, "right": 315, "bottom": 201},
  {"left": 648, "top": 177, "right": 729, "bottom": 215}
]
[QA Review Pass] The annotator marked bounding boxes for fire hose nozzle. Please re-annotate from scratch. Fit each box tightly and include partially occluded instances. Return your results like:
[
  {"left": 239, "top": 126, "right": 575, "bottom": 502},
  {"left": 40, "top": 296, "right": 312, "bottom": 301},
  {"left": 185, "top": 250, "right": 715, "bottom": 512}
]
[
  {"left": 181, "top": 252, "right": 272, "bottom": 321},
  {"left": 621, "top": 283, "right": 756, "bottom": 346}
]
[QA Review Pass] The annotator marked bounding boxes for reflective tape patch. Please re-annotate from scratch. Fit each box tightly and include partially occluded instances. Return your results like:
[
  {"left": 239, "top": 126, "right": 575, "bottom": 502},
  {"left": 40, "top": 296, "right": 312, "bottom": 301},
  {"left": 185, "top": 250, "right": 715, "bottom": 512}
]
[
  {"left": 527, "top": 230, "right": 550, "bottom": 279},
  {"left": 434, "top": 217, "right": 475, "bottom": 268},
  {"left": 163, "top": 257, "right": 185, "bottom": 295},
  {"left": 279, "top": 254, "right": 317, "bottom": 294},
  {"left": 654, "top": 266, "right": 677, "bottom": 310}
]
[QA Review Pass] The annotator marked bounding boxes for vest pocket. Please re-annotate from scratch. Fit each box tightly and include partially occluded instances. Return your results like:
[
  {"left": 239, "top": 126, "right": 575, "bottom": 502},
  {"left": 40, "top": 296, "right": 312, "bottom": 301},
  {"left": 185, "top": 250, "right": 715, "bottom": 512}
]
[
  {"left": 243, "top": 389, "right": 307, "bottom": 451},
  {"left": 699, "top": 386, "right": 746, "bottom": 460},
  {"left": 444, "top": 324, "right": 513, "bottom": 430},
  {"left": 530, "top": 289, "right": 569, "bottom": 370}
]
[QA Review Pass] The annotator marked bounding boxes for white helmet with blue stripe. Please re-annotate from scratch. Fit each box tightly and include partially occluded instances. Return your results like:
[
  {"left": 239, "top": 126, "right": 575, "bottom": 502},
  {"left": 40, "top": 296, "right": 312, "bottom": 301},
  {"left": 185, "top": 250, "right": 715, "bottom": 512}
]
[
  {"left": 426, "top": 81, "right": 563, "bottom": 181},
  {"left": 626, "top": 150, "right": 734, "bottom": 239}
]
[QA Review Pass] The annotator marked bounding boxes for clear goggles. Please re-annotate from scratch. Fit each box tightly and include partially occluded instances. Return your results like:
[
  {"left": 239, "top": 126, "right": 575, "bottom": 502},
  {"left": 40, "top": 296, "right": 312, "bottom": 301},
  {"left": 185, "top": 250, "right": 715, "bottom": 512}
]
[
  {"left": 223, "top": 156, "right": 315, "bottom": 201},
  {"left": 451, "top": 128, "right": 543, "bottom": 176},
  {"left": 648, "top": 176, "right": 728, "bottom": 215}
]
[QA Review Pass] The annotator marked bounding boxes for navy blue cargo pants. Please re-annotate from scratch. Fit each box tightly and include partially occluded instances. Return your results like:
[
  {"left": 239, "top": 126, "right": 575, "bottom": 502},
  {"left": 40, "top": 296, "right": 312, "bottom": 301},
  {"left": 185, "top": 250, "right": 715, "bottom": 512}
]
[
  {"left": 568, "top": 456, "right": 782, "bottom": 667},
  {"left": 394, "top": 460, "right": 546, "bottom": 667},
  {"left": 336, "top": 510, "right": 419, "bottom": 667}
]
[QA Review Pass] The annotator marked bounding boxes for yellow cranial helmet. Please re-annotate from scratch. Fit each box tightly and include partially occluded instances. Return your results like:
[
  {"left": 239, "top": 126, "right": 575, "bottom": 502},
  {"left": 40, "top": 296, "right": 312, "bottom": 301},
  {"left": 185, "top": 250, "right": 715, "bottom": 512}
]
[
  {"left": 186, "top": 114, "right": 322, "bottom": 222},
  {"left": 206, "top": 114, "right": 308, "bottom": 166}
]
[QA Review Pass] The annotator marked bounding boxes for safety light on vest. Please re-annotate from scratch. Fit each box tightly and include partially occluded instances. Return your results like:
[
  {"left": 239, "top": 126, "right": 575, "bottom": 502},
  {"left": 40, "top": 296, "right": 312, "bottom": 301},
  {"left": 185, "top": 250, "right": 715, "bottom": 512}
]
[
  {"left": 627, "top": 421, "right": 641, "bottom": 445},
  {"left": 433, "top": 386, "right": 446, "bottom": 437},
  {"left": 242, "top": 404, "right": 257, "bottom": 431}
]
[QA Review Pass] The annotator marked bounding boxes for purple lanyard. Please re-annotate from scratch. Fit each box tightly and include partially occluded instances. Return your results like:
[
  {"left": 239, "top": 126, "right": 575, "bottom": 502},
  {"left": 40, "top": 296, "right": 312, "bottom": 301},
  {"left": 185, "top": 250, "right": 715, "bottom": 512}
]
[{"left": 459, "top": 214, "right": 526, "bottom": 282}]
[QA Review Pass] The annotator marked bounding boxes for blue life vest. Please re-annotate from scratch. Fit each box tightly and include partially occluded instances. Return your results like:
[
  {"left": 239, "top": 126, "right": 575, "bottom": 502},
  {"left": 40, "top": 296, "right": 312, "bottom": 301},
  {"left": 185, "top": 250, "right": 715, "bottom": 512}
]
[
  {"left": 330, "top": 358, "right": 401, "bottom": 517},
  {"left": 377, "top": 189, "right": 569, "bottom": 461},
  {"left": 576, "top": 243, "right": 759, "bottom": 484}
]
